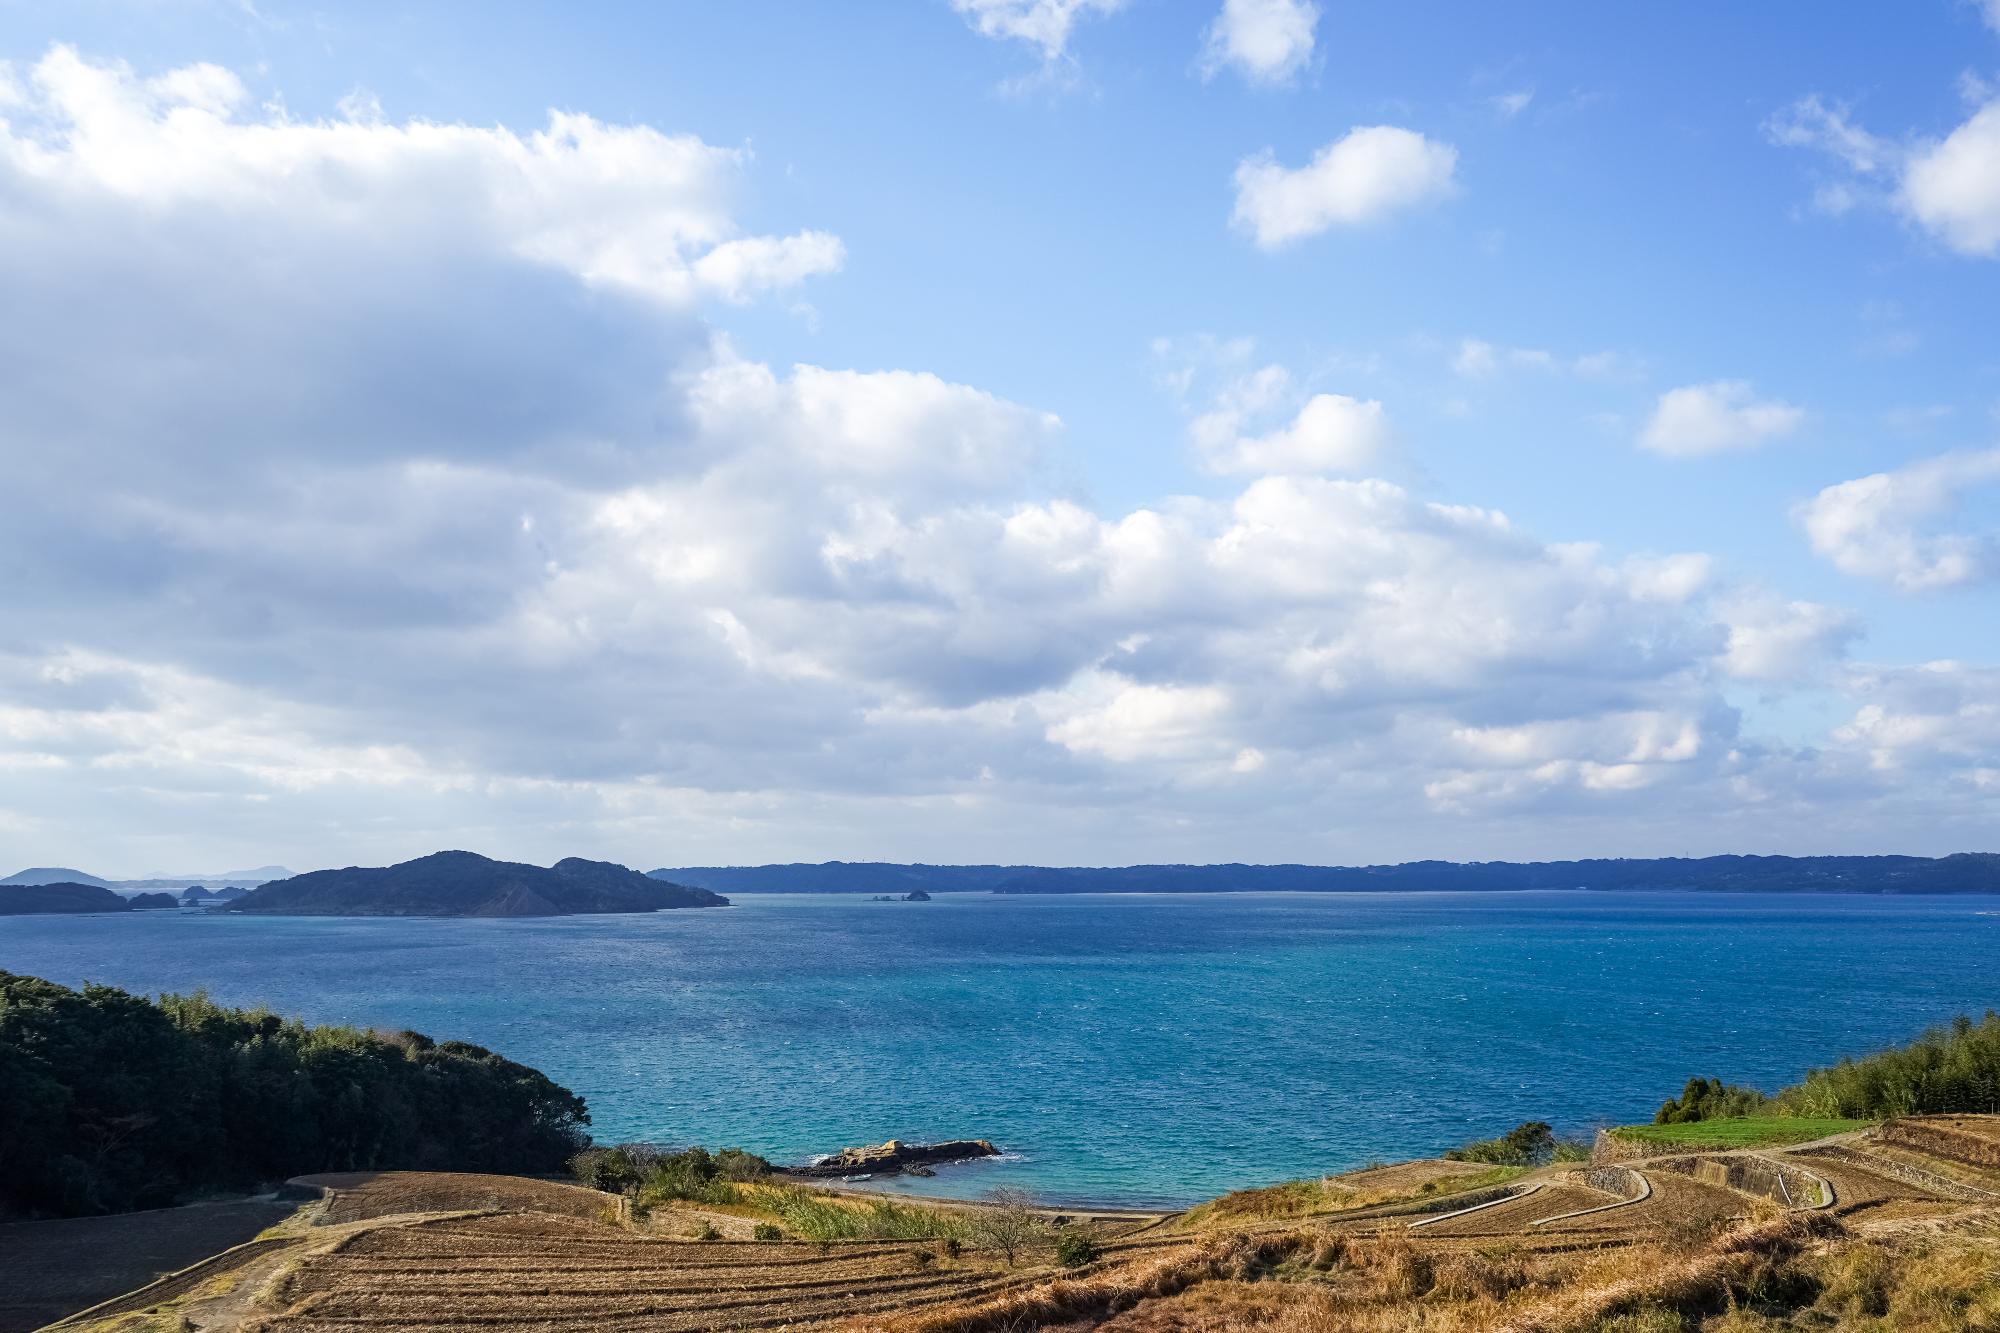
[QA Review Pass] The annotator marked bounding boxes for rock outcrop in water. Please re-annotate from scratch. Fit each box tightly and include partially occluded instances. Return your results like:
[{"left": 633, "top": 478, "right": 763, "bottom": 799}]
[
  {"left": 793, "top": 1138, "right": 1001, "bottom": 1178},
  {"left": 229, "top": 851, "right": 729, "bottom": 918}
]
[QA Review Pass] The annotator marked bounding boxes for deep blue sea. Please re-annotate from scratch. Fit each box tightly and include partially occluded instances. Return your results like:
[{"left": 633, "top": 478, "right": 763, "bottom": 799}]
[{"left": 4, "top": 891, "right": 1998, "bottom": 1208}]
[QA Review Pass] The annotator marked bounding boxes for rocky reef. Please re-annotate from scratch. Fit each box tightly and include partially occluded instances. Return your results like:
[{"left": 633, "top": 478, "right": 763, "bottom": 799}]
[{"left": 792, "top": 1138, "right": 1000, "bottom": 1178}]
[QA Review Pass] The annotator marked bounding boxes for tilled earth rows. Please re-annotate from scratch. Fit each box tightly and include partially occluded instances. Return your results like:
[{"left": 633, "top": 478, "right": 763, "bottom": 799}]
[{"left": 249, "top": 1212, "right": 1038, "bottom": 1333}]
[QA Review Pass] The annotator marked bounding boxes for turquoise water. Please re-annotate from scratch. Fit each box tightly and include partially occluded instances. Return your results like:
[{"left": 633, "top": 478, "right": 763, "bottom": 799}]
[{"left": 4, "top": 891, "right": 1997, "bottom": 1208}]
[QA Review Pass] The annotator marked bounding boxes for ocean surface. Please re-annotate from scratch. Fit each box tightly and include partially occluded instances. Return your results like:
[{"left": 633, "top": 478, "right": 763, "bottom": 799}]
[{"left": 4, "top": 890, "right": 1997, "bottom": 1208}]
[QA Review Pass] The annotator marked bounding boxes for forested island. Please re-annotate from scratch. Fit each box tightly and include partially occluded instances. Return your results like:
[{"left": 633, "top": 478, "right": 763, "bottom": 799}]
[
  {"left": 0, "top": 882, "right": 155, "bottom": 914},
  {"left": 228, "top": 851, "right": 726, "bottom": 918},
  {"left": 650, "top": 852, "right": 2000, "bottom": 896}
]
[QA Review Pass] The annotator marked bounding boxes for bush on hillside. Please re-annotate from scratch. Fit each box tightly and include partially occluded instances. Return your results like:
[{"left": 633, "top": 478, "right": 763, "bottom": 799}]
[
  {"left": 1446, "top": 1121, "right": 1559, "bottom": 1166},
  {"left": 633, "top": 1145, "right": 773, "bottom": 1207},
  {"left": 1776, "top": 1012, "right": 2000, "bottom": 1119},
  {"left": 0, "top": 971, "right": 590, "bottom": 1219},
  {"left": 1654, "top": 1076, "right": 1769, "bottom": 1124}
]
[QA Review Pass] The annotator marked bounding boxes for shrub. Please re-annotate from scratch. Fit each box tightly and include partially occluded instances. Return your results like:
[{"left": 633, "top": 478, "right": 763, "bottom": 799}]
[
  {"left": 695, "top": 1221, "right": 721, "bottom": 1241},
  {"left": 636, "top": 1146, "right": 774, "bottom": 1208},
  {"left": 1654, "top": 1077, "right": 1769, "bottom": 1124},
  {"left": 752, "top": 1222, "right": 783, "bottom": 1241},
  {"left": 1777, "top": 1012, "right": 2000, "bottom": 1119},
  {"left": 570, "top": 1143, "right": 662, "bottom": 1194},
  {"left": 1446, "top": 1121, "right": 1558, "bottom": 1166},
  {"left": 1054, "top": 1228, "right": 1099, "bottom": 1268},
  {"left": 768, "top": 1186, "right": 970, "bottom": 1242}
]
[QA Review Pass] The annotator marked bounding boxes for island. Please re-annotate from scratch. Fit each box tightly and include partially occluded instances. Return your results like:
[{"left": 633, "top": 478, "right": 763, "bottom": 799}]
[
  {"left": 227, "top": 850, "right": 729, "bottom": 918},
  {"left": 0, "top": 881, "right": 140, "bottom": 914},
  {"left": 128, "top": 892, "right": 180, "bottom": 909}
]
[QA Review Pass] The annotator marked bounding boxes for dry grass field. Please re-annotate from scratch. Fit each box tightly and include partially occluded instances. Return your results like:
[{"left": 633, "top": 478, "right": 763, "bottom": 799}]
[{"left": 36, "top": 1120, "right": 2000, "bottom": 1333}]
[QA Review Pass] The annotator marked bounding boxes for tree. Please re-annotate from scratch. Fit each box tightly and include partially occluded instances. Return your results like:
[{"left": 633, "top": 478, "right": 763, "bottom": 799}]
[{"left": 973, "top": 1187, "right": 1043, "bottom": 1265}]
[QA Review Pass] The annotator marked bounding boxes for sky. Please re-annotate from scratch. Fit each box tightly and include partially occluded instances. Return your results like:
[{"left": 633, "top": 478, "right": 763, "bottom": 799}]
[{"left": 0, "top": 0, "right": 1997, "bottom": 876}]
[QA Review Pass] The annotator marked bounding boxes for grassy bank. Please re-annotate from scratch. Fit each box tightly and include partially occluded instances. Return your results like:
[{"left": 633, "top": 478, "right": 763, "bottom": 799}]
[{"left": 1610, "top": 1116, "right": 1869, "bottom": 1149}]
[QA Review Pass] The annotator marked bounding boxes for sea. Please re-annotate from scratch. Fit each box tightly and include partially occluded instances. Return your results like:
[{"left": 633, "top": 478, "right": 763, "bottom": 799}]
[{"left": 4, "top": 890, "right": 1996, "bottom": 1209}]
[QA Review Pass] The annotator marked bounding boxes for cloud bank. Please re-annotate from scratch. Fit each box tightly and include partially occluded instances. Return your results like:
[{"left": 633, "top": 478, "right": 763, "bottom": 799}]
[{"left": 0, "top": 47, "right": 1984, "bottom": 871}]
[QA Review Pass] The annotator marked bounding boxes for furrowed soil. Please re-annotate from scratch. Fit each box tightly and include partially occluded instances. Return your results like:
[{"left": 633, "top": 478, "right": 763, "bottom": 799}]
[
  {"left": 291, "top": 1171, "right": 620, "bottom": 1225},
  {"left": 26, "top": 1117, "right": 2000, "bottom": 1332}
]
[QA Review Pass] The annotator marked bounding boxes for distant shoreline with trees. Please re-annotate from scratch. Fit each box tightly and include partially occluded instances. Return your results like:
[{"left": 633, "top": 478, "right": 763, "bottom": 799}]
[{"left": 651, "top": 852, "right": 2000, "bottom": 896}]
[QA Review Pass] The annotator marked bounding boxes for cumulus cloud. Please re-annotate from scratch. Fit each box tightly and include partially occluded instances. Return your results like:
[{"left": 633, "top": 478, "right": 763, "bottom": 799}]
[
  {"left": 1798, "top": 449, "right": 2000, "bottom": 591},
  {"left": 1714, "top": 594, "right": 1862, "bottom": 682},
  {"left": 1902, "top": 101, "right": 2000, "bottom": 256},
  {"left": 0, "top": 45, "right": 1979, "bottom": 869},
  {"left": 1639, "top": 381, "right": 1803, "bottom": 458},
  {"left": 951, "top": 0, "right": 1128, "bottom": 62},
  {"left": 1769, "top": 91, "right": 2000, "bottom": 258},
  {"left": 1, "top": 47, "right": 843, "bottom": 309},
  {"left": 1199, "top": 0, "right": 1319, "bottom": 88},
  {"left": 1836, "top": 661, "right": 2000, "bottom": 772},
  {"left": 1231, "top": 126, "right": 1458, "bottom": 248}
]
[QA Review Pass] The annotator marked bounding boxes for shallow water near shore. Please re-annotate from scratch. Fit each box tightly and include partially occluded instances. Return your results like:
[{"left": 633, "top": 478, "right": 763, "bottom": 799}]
[{"left": 5, "top": 890, "right": 1997, "bottom": 1208}]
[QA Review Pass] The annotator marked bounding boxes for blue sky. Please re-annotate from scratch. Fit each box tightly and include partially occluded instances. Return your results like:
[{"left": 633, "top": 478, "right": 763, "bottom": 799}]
[{"left": 0, "top": 1, "right": 1996, "bottom": 873}]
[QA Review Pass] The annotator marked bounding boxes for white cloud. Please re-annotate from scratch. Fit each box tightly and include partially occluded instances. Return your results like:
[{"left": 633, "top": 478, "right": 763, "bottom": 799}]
[
  {"left": 1044, "top": 676, "right": 1236, "bottom": 763},
  {"left": 1902, "top": 101, "right": 2000, "bottom": 257},
  {"left": 951, "top": 0, "right": 1127, "bottom": 62},
  {"left": 1492, "top": 89, "right": 1534, "bottom": 120},
  {"left": 0, "top": 46, "right": 842, "bottom": 310},
  {"left": 1769, "top": 91, "right": 2000, "bottom": 258},
  {"left": 1798, "top": 449, "right": 2000, "bottom": 591},
  {"left": 1200, "top": 392, "right": 1389, "bottom": 474},
  {"left": 1623, "top": 553, "right": 1714, "bottom": 604},
  {"left": 1231, "top": 125, "right": 1458, "bottom": 248},
  {"left": 4, "top": 44, "right": 1989, "bottom": 869},
  {"left": 1766, "top": 95, "right": 1893, "bottom": 174},
  {"left": 1639, "top": 381, "right": 1803, "bottom": 458},
  {"left": 1177, "top": 358, "right": 1388, "bottom": 474},
  {"left": 1836, "top": 662, "right": 2000, "bottom": 772},
  {"left": 1199, "top": 0, "right": 1319, "bottom": 88},
  {"left": 1715, "top": 594, "right": 1861, "bottom": 681}
]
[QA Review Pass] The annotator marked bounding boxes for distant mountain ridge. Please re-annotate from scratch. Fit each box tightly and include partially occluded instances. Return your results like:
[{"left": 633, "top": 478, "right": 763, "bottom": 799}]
[
  {"left": 233, "top": 851, "right": 728, "bottom": 917},
  {"left": 1, "top": 867, "right": 114, "bottom": 888},
  {"left": 651, "top": 854, "right": 2000, "bottom": 896}
]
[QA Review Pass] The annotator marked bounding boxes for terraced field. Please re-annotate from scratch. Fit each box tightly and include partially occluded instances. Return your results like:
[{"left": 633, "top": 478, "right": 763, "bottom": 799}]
[
  {"left": 291, "top": 1171, "right": 622, "bottom": 1225},
  {"left": 33, "top": 1118, "right": 2000, "bottom": 1332},
  {"left": 247, "top": 1212, "right": 1038, "bottom": 1332}
]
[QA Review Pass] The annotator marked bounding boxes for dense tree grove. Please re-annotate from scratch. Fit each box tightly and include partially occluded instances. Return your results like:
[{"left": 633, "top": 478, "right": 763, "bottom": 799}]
[
  {"left": 0, "top": 971, "right": 590, "bottom": 1218},
  {"left": 1650, "top": 1013, "right": 2000, "bottom": 1124},
  {"left": 1776, "top": 1012, "right": 2000, "bottom": 1119},
  {"left": 1654, "top": 1076, "right": 1770, "bottom": 1124}
]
